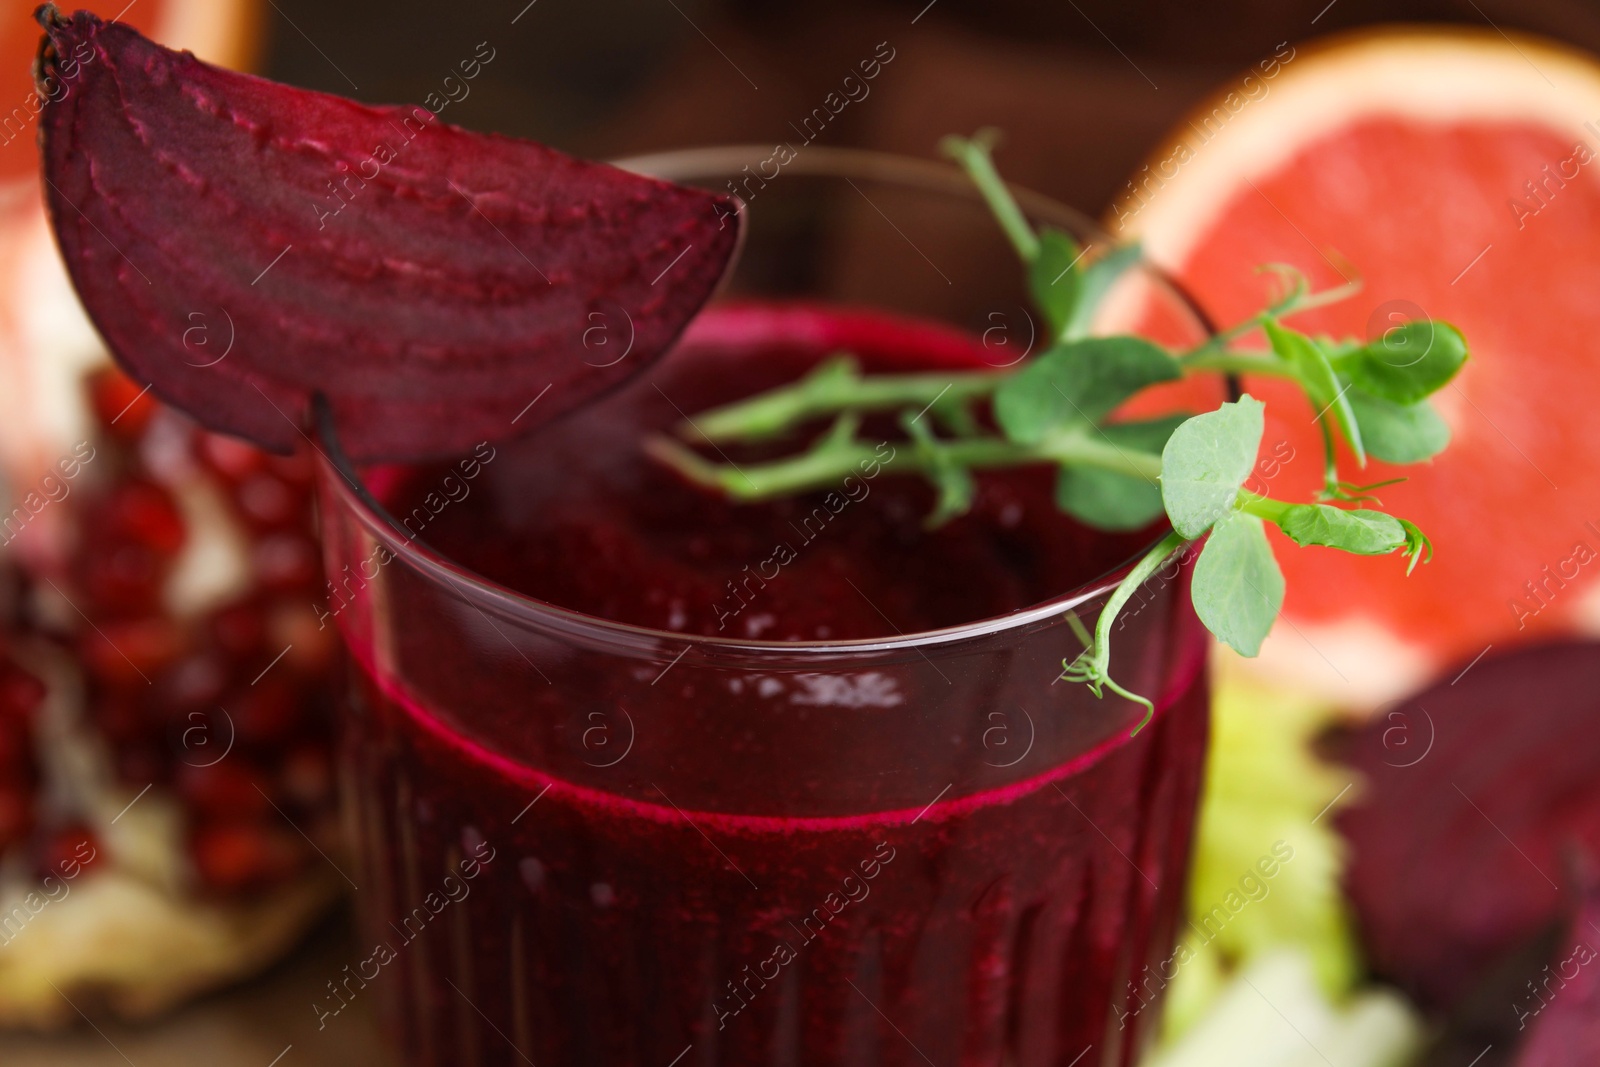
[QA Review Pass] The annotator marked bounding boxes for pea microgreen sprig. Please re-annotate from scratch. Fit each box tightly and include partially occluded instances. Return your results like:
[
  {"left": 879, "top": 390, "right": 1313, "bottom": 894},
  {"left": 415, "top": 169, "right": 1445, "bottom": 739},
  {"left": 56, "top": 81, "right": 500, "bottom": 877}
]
[{"left": 649, "top": 130, "right": 1464, "bottom": 733}]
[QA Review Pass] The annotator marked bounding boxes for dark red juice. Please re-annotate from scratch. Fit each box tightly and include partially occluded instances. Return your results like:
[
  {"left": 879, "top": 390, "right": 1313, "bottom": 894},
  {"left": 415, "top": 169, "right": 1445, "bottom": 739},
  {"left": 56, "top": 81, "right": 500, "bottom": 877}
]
[{"left": 318, "top": 303, "right": 1209, "bottom": 1066}]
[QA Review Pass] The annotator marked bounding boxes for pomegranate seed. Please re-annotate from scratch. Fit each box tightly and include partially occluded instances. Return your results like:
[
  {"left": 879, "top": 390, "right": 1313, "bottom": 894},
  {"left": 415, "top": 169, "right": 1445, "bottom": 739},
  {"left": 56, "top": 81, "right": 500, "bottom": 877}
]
[
  {"left": 174, "top": 761, "right": 271, "bottom": 819},
  {"left": 35, "top": 824, "right": 100, "bottom": 879},
  {"left": 210, "top": 599, "right": 267, "bottom": 657},
  {"left": 235, "top": 474, "right": 298, "bottom": 529},
  {"left": 85, "top": 366, "right": 155, "bottom": 439},
  {"left": 251, "top": 534, "right": 319, "bottom": 592},
  {"left": 265, "top": 449, "right": 315, "bottom": 488},
  {"left": 76, "top": 542, "right": 167, "bottom": 615},
  {"left": 82, "top": 618, "right": 184, "bottom": 685},
  {"left": 231, "top": 676, "right": 302, "bottom": 745},
  {"left": 157, "top": 653, "right": 229, "bottom": 714},
  {"left": 15, "top": 373, "right": 340, "bottom": 900},
  {"left": 0, "top": 792, "right": 34, "bottom": 849},
  {"left": 280, "top": 744, "right": 333, "bottom": 808},
  {"left": 105, "top": 479, "right": 186, "bottom": 555},
  {"left": 271, "top": 602, "right": 336, "bottom": 673},
  {"left": 93, "top": 691, "right": 149, "bottom": 745},
  {"left": 190, "top": 822, "right": 303, "bottom": 892},
  {"left": 0, "top": 731, "right": 26, "bottom": 768},
  {"left": 196, "top": 432, "right": 267, "bottom": 483},
  {"left": 113, "top": 744, "right": 166, "bottom": 786},
  {"left": 0, "top": 669, "right": 44, "bottom": 720}
]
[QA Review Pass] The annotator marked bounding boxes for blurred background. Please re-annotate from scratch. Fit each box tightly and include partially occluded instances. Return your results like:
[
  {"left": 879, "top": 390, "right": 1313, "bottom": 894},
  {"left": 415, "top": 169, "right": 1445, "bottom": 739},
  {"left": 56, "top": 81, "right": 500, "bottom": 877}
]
[
  {"left": 258, "top": 0, "right": 1600, "bottom": 217},
  {"left": 5, "top": 0, "right": 1600, "bottom": 1064}
]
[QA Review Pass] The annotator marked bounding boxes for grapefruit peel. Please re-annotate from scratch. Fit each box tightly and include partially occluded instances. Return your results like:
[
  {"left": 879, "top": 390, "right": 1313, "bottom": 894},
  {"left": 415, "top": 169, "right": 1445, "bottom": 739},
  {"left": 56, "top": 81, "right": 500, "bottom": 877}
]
[{"left": 651, "top": 134, "right": 1466, "bottom": 730}]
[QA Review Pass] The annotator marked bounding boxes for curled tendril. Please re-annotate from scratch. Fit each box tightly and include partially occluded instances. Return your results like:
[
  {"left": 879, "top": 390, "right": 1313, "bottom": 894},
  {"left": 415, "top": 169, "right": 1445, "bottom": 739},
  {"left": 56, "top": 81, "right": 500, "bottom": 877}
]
[
  {"left": 1058, "top": 533, "right": 1186, "bottom": 736},
  {"left": 1400, "top": 519, "right": 1433, "bottom": 576},
  {"left": 1319, "top": 476, "right": 1408, "bottom": 505}
]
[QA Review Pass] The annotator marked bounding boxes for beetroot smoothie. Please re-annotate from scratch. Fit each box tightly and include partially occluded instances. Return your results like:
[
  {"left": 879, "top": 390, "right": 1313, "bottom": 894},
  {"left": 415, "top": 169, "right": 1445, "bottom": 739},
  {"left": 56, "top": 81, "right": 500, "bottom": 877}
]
[{"left": 317, "top": 303, "right": 1209, "bottom": 1066}]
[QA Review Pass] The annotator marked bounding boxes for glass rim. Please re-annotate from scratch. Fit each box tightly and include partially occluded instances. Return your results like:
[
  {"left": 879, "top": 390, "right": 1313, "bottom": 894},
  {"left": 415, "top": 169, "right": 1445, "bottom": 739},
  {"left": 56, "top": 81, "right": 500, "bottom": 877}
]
[
  {"left": 313, "top": 144, "right": 1209, "bottom": 661},
  {"left": 612, "top": 144, "right": 1102, "bottom": 232}
]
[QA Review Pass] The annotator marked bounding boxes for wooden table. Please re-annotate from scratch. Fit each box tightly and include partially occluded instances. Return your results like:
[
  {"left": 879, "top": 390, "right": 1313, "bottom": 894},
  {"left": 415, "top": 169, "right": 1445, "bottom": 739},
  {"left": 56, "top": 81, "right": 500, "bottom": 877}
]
[{"left": 0, "top": 915, "right": 391, "bottom": 1066}]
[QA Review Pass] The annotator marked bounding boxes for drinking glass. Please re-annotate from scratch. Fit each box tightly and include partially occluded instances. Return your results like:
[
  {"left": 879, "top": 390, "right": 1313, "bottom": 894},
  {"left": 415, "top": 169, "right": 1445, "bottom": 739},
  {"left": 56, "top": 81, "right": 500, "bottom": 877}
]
[{"left": 313, "top": 145, "right": 1214, "bottom": 1067}]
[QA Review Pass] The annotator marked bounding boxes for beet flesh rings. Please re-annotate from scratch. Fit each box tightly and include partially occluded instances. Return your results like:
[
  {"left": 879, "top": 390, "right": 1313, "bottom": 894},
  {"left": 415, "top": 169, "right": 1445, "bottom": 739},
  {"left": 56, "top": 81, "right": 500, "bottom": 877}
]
[{"left": 36, "top": 9, "right": 741, "bottom": 461}]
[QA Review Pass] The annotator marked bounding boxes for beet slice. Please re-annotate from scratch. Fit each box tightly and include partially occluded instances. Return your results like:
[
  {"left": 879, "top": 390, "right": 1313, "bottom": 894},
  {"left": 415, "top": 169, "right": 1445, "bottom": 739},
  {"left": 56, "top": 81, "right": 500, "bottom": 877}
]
[
  {"left": 34, "top": 7, "right": 741, "bottom": 461},
  {"left": 1514, "top": 871, "right": 1600, "bottom": 1065},
  {"left": 1335, "top": 640, "right": 1600, "bottom": 1014}
]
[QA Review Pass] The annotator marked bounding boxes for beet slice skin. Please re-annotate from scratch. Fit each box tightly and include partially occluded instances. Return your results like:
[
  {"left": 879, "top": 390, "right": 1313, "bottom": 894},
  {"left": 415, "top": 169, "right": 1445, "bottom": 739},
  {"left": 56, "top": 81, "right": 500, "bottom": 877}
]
[
  {"left": 1335, "top": 640, "right": 1600, "bottom": 1014},
  {"left": 34, "top": 7, "right": 742, "bottom": 461}
]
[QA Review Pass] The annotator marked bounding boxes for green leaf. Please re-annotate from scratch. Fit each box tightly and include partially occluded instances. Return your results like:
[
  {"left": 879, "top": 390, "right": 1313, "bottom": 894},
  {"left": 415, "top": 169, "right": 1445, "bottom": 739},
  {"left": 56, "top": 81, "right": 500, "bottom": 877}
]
[
  {"left": 1057, "top": 466, "right": 1162, "bottom": 531},
  {"left": 902, "top": 413, "right": 975, "bottom": 526},
  {"left": 994, "top": 337, "right": 1181, "bottom": 445},
  {"left": 1028, "top": 229, "right": 1084, "bottom": 339},
  {"left": 1263, "top": 321, "right": 1364, "bottom": 464},
  {"left": 1276, "top": 505, "right": 1406, "bottom": 555},
  {"left": 1055, "top": 416, "right": 1187, "bottom": 531},
  {"left": 1192, "top": 511, "right": 1284, "bottom": 657},
  {"left": 1313, "top": 335, "right": 1361, "bottom": 362},
  {"left": 1345, "top": 320, "right": 1467, "bottom": 404},
  {"left": 927, "top": 464, "right": 975, "bottom": 526},
  {"left": 1025, "top": 233, "right": 1142, "bottom": 344},
  {"left": 1160, "top": 395, "right": 1265, "bottom": 539},
  {"left": 1347, "top": 388, "right": 1450, "bottom": 463},
  {"left": 931, "top": 394, "right": 981, "bottom": 438},
  {"left": 1064, "top": 242, "right": 1142, "bottom": 340},
  {"left": 1101, "top": 413, "right": 1191, "bottom": 452}
]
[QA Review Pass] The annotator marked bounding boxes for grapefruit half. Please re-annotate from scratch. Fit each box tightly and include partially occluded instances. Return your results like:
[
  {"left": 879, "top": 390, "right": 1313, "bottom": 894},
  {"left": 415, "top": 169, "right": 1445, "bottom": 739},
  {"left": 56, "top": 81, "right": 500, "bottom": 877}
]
[{"left": 1111, "top": 27, "right": 1600, "bottom": 708}]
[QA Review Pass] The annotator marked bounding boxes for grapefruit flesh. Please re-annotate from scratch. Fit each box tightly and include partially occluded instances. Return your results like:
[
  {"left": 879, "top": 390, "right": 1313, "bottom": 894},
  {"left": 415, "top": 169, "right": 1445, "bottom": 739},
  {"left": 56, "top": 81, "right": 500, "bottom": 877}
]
[{"left": 1113, "top": 28, "right": 1600, "bottom": 706}]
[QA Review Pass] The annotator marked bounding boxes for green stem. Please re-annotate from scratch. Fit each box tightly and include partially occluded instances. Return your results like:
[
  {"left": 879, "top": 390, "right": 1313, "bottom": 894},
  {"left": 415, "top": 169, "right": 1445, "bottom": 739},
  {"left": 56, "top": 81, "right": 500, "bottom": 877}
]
[
  {"left": 687, "top": 365, "right": 1003, "bottom": 443},
  {"left": 1183, "top": 274, "right": 1362, "bottom": 362},
  {"left": 1045, "top": 434, "right": 1163, "bottom": 481},
  {"left": 1237, "top": 489, "right": 1294, "bottom": 524},
  {"left": 1180, "top": 351, "right": 1300, "bottom": 379},
  {"left": 650, "top": 427, "right": 1162, "bottom": 503},
  {"left": 1091, "top": 531, "right": 1187, "bottom": 670},
  {"left": 1180, "top": 312, "right": 1268, "bottom": 360},
  {"left": 689, "top": 345, "right": 1302, "bottom": 448},
  {"left": 1316, "top": 418, "right": 1340, "bottom": 497},
  {"left": 941, "top": 133, "right": 1040, "bottom": 262},
  {"left": 1072, "top": 530, "right": 1189, "bottom": 735}
]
